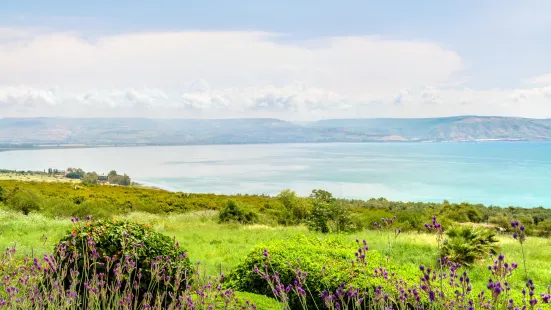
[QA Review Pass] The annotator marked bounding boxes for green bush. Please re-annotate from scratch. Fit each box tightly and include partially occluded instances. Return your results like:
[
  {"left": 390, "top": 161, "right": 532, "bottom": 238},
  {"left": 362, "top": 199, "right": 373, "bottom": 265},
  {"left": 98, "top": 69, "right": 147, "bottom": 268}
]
[
  {"left": 226, "top": 235, "right": 417, "bottom": 309},
  {"left": 440, "top": 225, "right": 500, "bottom": 266},
  {"left": 56, "top": 219, "right": 193, "bottom": 302},
  {"left": 6, "top": 189, "right": 41, "bottom": 215},
  {"left": 536, "top": 219, "right": 551, "bottom": 237},
  {"left": 307, "top": 189, "right": 357, "bottom": 233},
  {"left": 219, "top": 200, "right": 258, "bottom": 224},
  {"left": 275, "top": 189, "right": 312, "bottom": 225}
]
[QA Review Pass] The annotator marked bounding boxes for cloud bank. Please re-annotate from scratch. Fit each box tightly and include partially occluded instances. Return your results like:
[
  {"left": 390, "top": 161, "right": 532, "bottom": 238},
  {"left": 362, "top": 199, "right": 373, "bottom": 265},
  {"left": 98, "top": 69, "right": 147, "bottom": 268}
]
[{"left": 1, "top": 27, "right": 551, "bottom": 119}]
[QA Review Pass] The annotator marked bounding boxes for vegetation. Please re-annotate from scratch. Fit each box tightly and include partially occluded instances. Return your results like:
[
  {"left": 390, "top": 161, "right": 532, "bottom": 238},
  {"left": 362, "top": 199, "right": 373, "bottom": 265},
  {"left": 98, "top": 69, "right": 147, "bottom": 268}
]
[
  {"left": 5, "top": 189, "right": 41, "bottom": 215},
  {"left": 2, "top": 180, "right": 551, "bottom": 236},
  {"left": 440, "top": 225, "right": 500, "bottom": 266},
  {"left": 1, "top": 180, "right": 551, "bottom": 309},
  {"left": 219, "top": 200, "right": 258, "bottom": 224},
  {"left": 1, "top": 218, "right": 261, "bottom": 309}
]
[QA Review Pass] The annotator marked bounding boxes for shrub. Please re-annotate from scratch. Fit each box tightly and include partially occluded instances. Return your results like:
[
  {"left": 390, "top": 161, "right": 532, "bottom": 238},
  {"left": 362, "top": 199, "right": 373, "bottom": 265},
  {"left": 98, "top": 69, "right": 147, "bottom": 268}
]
[
  {"left": 55, "top": 218, "right": 193, "bottom": 304},
  {"left": 226, "top": 235, "right": 417, "bottom": 309},
  {"left": 219, "top": 200, "right": 258, "bottom": 224},
  {"left": 276, "top": 189, "right": 312, "bottom": 225},
  {"left": 82, "top": 172, "right": 98, "bottom": 184},
  {"left": 6, "top": 189, "right": 41, "bottom": 215},
  {"left": 1, "top": 243, "right": 254, "bottom": 309},
  {"left": 537, "top": 219, "right": 551, "bottom": 237},
  {"left": 307, "top": 189, "right": 356, "bottom": 233},
  {"left": 440, "top": 225, "right": 500, "bottom": 266}
]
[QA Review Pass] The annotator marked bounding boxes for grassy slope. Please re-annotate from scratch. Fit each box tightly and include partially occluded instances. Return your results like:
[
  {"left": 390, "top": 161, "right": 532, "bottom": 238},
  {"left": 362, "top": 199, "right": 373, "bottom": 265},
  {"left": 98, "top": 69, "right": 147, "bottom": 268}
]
[{"left": 1, "top": 209, "right": 550, "bottom": 298}]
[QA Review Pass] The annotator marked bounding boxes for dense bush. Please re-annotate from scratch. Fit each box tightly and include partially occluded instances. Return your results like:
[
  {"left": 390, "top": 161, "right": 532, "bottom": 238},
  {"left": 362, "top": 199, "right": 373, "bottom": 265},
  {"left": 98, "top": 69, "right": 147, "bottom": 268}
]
[
  {"left": 56, "top": 219, "right": 193, "bottom": 302},
  {"left": 219, "top": 200, "right": 258, "bottom": 224},
  {"left": 6, "top": 189, "right": 41, "bottom": 215},
  {"left": 440, "top": 225, "right": 500, "bottom": 266},
  {"left": 307, "top": 190, "right": 357, "bottom": 233},
  {"left": 226, "top": 235, "right": 417, "bottom": 309},
  {"left": 1, "top": 220, "right": 259, "bottom": 309},
  {"left": 275, "top": 189, "right": 312, "bottom": 225}
]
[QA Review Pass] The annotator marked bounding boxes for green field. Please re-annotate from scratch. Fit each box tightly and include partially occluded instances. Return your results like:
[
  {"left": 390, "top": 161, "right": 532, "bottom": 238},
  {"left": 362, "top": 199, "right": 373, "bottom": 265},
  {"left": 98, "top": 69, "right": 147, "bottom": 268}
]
[
  {"left": 1, "top": 180, "right": 551, "bottom": 309},
  {"left": 1, "top": 209, "right": 550, "bottom": 301}
]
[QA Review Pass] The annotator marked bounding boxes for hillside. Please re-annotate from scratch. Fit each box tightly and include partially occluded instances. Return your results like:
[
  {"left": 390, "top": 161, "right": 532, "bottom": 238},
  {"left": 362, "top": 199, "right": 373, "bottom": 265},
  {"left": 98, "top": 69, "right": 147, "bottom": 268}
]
[{"left": 1, "top": 116, "right": 551, "bottom": 147}]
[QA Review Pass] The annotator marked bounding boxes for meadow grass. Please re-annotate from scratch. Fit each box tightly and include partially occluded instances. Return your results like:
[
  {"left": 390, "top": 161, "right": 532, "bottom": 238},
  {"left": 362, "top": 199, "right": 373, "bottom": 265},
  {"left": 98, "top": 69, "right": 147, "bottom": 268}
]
[{"left": 1, "top": 208, "right": 550, "bottom": 301}]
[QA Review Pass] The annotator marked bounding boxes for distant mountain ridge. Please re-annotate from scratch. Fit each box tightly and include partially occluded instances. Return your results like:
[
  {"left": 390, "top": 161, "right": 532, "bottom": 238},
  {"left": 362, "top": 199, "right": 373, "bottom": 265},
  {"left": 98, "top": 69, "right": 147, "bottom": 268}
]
[{"left": 1, "top": 116, "right": 551, "bottom": 147}]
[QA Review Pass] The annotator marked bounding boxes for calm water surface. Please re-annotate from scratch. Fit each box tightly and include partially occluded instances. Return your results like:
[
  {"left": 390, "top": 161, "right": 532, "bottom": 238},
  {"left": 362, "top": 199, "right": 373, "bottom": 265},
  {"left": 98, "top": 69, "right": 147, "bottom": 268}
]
[{"left": 1, "top": 142, "right": 550, "bottom": 208}]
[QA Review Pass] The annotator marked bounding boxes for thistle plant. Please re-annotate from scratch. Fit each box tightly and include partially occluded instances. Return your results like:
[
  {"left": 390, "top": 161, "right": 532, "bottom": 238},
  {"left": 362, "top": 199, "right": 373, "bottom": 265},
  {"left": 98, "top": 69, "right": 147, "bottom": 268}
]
[
  {"left": 373, "top": 216, "right": 400, "bottom": 267},
  {"left": 252, "top": 215, "right": 550, "bottom": 310},
  {"left": 510, "top": 220, "right": 529, "bottom": 280}
]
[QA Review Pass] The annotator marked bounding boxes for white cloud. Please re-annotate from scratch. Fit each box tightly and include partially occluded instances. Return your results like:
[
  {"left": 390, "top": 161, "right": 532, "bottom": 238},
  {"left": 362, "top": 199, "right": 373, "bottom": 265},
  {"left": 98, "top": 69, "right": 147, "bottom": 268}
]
[
  {"left": 525, "top": 73, "right": 551, "bottom": 85},
  {"left": 1, "top": 27, "right": 551, "bottom": 119},
  {"left": 0, "top": 28, "right": 460, "bottom": 92}
]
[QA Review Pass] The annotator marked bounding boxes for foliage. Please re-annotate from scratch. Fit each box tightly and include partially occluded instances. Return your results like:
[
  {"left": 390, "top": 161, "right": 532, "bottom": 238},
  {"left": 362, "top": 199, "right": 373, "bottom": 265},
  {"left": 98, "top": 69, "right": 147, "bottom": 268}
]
[
  {"left": 6, "top": 189, "right": 41, "bottom": 215},
  {"left": 82, "top": 172, "right": 99, "bottom": 184},
  {"left": 275, "top": 189, "right": 312, "bottom": 225},
  {"left": 219, "top": 200, "right": 258, "bottom": 224},
  {"left": 226, "top": 235, "right": 417, "bottom": 309},
  {"left": 242, "top": 216, "right": 550, "bottom": 310},
  {"left": 537, "top": 219, "right": 551, "bottom": 237},
  {"left": 440, "top": 225, "right": 500, "bottom": 266},
  {"left": 234, "top": 292, "right": 282, "bottom": 309},
  {"left": 0, "top": 221, "right": 257, "bottom": 309},
  {"left": 308, "top": 190, "right": 356, "bottom": 233},
  {"left": 66, "top": 167, "right": 85, "bottom": 179},
  {"left": 2, "top": 180, "right": 551, "bottom": 237},
  {"left": 56, "top": 218, "right": 193, "bottom": 302},
  {"left": 109, "top": 173, "right": 132, "bottom": 185}
]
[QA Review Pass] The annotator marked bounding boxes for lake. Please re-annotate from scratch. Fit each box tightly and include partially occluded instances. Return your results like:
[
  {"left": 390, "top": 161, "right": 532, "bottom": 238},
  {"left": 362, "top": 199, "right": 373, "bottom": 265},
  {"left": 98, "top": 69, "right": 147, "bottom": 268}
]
[{"left": 1, "top": 142, "right": 551, "bottom": 208}]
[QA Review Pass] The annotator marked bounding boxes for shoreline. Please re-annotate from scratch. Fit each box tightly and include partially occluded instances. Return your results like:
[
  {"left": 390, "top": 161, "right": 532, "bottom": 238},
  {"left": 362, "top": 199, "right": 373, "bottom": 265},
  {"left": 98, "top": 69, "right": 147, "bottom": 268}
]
[{"left": 0, "top": 139, "right": 546, "bottom": 153}]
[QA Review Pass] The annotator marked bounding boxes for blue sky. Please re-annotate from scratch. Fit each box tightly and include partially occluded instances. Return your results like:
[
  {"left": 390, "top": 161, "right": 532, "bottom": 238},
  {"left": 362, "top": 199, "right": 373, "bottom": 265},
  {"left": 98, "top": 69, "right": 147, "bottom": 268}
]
[{"left": 1, "top": 0, "right": 551, "bottom": 119}]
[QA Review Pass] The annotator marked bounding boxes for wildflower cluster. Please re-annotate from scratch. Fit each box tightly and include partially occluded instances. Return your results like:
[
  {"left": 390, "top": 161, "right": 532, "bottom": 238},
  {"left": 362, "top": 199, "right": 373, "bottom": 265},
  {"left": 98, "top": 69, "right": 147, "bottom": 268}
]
[
  {"left": 0, "top": 217, "right": 255, "bottom": 310},
  {"left": 253, "top": 215, "right": 551, "bottom": 310}
]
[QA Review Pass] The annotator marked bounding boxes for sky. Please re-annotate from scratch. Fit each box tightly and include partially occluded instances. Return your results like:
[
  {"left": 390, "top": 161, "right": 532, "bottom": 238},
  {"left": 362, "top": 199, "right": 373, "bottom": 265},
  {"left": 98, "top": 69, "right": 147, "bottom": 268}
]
[{"left": 1, "top": 0, "right": 551, "bottom": 120}]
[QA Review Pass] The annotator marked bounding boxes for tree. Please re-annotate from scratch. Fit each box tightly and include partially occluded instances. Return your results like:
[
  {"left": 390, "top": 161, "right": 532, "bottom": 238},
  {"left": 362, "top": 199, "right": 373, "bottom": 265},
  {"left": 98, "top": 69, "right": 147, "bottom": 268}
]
[
  {"left": 310, "top": 189, "right": 335, "bottom": 204},
  {"left": 109, "top": 174, "right": 131, "bottom": 186},
  {"left": 108, "top": 170, "right": 118, "bottom": 177},
  {"left": 307, "top": 200, "right": 331, "bottom": 233},
  {"left": 7, "top": 189, "right": 41, "bottom": 215},
  {"left": 307, "top": 189, "right": 354, "bottom": 233},
  {"left": 82, "top": 172, "right": 99, "bottom": 184},
  {"left": 0, "top": 185, "right": 4, "bottom": 202},
  {"left": 120, "top": 174, "right": 131, "bottom": 186},
  {"left": 219, "top": 200, "right": 258, "bottom": 224},
  {"left": 66, "top": 167, "right": 85, "bottom": 179},
  {"left": 276, "top": 189, "right": 311, "bottom": 225}
]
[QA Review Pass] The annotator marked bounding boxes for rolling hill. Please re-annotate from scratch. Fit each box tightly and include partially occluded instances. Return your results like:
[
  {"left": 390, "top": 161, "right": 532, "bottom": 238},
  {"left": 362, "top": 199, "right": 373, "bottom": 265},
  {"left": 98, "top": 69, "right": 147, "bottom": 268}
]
[{"left": 1, "top": 116, "right": 551, "bottom": 148}]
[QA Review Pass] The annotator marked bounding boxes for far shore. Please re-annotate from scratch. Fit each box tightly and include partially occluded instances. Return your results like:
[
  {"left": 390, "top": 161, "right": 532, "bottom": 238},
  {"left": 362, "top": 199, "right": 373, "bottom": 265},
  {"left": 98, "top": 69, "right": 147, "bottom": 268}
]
[{"left": 0, "top": 139, "right": 541, "bottom": 153}]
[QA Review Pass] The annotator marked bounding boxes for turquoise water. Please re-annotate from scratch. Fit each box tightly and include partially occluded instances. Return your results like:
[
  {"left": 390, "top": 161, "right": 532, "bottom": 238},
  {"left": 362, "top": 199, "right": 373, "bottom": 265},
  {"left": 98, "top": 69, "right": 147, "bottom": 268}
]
[{"left": 1, "top": 142, "right": 550, "bottom": 208}]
